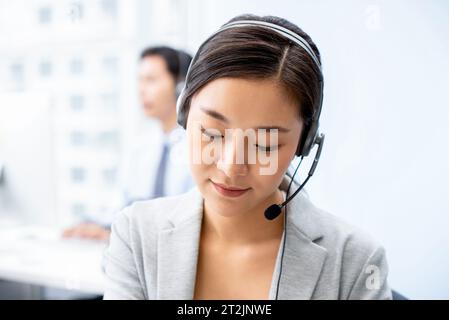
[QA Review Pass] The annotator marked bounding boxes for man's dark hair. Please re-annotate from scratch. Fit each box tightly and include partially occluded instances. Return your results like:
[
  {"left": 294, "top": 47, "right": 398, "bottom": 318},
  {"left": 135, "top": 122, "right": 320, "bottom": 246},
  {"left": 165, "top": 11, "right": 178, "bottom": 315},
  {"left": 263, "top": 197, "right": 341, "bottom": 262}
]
[{"left": 140, "top": 46, "right": 192, "bottom": 82}]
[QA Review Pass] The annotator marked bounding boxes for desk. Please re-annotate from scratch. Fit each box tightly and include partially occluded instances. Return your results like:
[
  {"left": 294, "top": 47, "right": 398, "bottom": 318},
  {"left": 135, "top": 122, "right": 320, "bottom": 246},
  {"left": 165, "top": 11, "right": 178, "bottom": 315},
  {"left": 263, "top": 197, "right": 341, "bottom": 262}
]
[{"left": 0, "top": 222, "right": 106, "bottom": 296}]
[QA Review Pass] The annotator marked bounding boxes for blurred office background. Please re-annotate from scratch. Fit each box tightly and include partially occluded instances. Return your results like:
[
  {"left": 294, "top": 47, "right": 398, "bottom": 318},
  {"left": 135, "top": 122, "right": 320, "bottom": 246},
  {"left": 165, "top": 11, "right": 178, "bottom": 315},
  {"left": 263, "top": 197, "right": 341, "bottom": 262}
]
[{"left": 0, "top": 0, "right": 448, "bottom": 299}]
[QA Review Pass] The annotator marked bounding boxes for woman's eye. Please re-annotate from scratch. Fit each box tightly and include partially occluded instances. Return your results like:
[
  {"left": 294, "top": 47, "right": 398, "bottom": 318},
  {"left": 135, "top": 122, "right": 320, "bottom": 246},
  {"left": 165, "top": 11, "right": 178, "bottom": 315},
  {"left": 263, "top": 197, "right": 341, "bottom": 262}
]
[
  {"left": 255, "top": 144, "right": 279, "bottom": 152},
  {"left": 201, "top": 127, "right": 223, "bottom": 140}
]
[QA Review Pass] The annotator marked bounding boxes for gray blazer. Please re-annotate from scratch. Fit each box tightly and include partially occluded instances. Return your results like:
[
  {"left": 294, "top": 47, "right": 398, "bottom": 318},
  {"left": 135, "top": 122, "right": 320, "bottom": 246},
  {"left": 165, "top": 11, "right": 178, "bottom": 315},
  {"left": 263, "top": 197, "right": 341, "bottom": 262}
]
[{"left": 103, "top": 177, "right": 392, "bottom": 300}]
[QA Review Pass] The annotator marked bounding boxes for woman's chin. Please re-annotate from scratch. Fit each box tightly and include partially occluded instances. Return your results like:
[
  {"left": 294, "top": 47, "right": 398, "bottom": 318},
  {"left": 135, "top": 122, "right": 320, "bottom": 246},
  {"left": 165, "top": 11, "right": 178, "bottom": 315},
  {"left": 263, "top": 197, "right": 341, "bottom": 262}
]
[
  {"left": 203, "top": 193, "right": 256, "bottom": 218},
  {"left": 206, "top": 203, "right": 247, "bottom": 218}
]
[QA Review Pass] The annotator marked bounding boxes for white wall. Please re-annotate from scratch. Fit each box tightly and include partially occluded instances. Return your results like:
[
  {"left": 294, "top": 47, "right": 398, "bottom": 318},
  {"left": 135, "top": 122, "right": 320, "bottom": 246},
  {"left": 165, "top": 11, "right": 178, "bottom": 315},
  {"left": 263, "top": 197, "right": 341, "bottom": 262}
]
[
  {"left": 181, "top": 0, "right": 449, "bottom": 299},
  {"left": 0, "top": 93, "right": 55, "bottom": 224}
]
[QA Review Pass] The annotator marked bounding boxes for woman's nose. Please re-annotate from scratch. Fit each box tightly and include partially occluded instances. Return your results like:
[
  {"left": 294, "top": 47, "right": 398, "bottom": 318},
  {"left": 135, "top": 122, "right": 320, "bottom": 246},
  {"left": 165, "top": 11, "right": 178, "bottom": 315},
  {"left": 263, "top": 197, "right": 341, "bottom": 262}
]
[{"left": 216, "top": 136, "right": 249, "bottom": 177}]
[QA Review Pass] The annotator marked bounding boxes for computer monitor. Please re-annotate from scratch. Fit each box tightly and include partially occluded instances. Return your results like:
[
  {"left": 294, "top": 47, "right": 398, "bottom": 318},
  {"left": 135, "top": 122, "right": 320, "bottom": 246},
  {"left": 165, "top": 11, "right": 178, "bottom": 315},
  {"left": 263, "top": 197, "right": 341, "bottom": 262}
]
[{"left": 0, "top": 92, "right": 56, "bottom": 225}]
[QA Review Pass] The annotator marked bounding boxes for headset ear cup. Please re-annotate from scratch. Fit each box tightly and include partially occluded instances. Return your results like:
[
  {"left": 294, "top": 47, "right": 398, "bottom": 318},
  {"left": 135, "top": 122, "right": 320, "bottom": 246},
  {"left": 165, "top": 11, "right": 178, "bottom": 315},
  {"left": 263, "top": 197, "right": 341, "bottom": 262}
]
[{"left": 296, "top": 121, "right": 319, "bottom": 157}]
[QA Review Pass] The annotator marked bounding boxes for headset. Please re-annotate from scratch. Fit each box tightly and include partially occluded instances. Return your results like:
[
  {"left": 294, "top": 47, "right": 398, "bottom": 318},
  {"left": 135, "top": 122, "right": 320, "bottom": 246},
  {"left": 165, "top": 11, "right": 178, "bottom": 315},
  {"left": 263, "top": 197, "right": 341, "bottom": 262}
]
[
  {"left": 175, "top": 19, "right": 326, "bottom": 299},
  {"left": 175, "top": 50, "right": 193, "bottom": 99},
  {"left": 177, "top": 20, "right": 323, "bottom": 157}
]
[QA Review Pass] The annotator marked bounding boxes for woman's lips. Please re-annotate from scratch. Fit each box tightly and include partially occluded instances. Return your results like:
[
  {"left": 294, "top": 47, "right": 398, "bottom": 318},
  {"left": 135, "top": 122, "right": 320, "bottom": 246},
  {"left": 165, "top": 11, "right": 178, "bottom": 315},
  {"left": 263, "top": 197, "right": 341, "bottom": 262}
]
[{"left": 210, "top": 180, "right": 251, "bottom": 198}]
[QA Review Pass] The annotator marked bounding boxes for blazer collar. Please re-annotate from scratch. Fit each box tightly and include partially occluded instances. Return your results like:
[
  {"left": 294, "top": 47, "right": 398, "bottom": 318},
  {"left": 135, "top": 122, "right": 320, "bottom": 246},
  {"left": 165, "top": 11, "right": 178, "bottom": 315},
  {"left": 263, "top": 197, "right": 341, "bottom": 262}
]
[
  {"left": 268, "top": 177, "right": 328, "bottom": 299},
  {"left": 156, "top": 177, "right": 327, "bottom": 299},
  {"left": 156, "top": 188, "right": 204, "bottom": 299}
]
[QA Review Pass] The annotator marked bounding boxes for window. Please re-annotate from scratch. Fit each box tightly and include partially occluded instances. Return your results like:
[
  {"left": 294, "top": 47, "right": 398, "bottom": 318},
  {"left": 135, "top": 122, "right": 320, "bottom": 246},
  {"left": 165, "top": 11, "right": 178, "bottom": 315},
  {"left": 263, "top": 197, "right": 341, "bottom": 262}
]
[
  {"left": 102, "top": 167, "right": 117, "bottom": 186},
  {"left": 71, "top": 203, "right": 87, "bottom": 217},
  {"left": 70, "top": 131, "right": 87, "bottom": 146},
  {"left": 39, "top": 60, "right": 52, "bottom": 77},
  {"left": 69, "top": 2, "right": 84, "bottom": 21},
  {"left": 38, "top": 6, "right": 52, "bottom": 24},
  {"left": 101, "top": 93, "right": 118, "bottom": 112},
  {"left": 70, "top": 58, "right": 84, "bottom": 75},
  {"left": 102, "top": 56, "right": 118, "bottom": 75},
  {"left": 10, "top": 63, "right": 24, "bottom": 90},
  {"left": 97, "top": 131, "right": 119, "bottom": 149},
  {"left": 101, "top": 0, "right": 117, "bottom": 18},
  {"left": 70, "top": 95, "right": 85, "bottom": 111},
  {"left": 70, "top": 167, "right": 86, "bottom": 183},
  {"left": 10, "top": 63, "right": 24, "bottom": 81}
]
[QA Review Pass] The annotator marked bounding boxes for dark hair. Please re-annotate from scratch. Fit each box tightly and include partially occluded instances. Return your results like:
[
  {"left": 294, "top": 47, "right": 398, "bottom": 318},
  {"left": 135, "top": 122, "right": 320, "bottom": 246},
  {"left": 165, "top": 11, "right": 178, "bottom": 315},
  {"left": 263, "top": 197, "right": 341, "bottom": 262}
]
[
  {"left": 182, "top": 14, "right": 322, "bottom": 147},
  {"left": 177, "top": 50, "right": 194, "bottom": 82},
  {"left": 140, "top": 46, "right": 192, "bottom": 82}
]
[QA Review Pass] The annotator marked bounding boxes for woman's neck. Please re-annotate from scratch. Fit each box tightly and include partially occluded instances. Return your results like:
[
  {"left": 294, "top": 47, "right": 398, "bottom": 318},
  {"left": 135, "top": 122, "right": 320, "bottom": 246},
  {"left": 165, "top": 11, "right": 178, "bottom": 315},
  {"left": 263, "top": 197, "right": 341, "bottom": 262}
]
[{"left": 202, "top": 189, "right": 285, "bottom": 245}]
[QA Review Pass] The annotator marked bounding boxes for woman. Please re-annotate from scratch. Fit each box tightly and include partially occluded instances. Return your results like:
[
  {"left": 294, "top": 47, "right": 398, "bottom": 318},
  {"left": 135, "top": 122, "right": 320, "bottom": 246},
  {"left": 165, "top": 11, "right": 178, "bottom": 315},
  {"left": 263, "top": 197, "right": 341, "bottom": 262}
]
[{"left": 103, "top": 14, "right": 392, "bottom": 300}]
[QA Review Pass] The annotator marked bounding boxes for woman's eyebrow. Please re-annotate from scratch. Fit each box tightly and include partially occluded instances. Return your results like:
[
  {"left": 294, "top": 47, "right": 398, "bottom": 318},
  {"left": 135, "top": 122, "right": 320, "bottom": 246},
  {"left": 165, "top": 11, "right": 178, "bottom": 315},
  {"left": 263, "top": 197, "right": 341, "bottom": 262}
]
[
  {"left": 200, "top": 106, "right": 229, "bottom": 123},
  {"left": 255, "top": 125, "right": 290, "bottom": 133},
  {"left": 200, "top": 106, "right": 290, "bottom": 132}
]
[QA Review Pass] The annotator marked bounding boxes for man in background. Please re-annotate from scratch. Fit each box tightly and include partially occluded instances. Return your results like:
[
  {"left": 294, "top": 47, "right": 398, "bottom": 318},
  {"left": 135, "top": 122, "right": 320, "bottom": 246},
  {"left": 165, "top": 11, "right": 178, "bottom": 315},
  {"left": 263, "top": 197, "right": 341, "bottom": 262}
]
[{"left": 62, "top": 46, "right": 194, "bottom": 241}]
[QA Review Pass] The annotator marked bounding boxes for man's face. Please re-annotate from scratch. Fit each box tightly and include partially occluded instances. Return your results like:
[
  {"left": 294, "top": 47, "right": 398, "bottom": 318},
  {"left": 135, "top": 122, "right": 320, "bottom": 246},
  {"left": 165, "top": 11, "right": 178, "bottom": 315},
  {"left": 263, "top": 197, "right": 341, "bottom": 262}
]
[{"left": 138, "top": 55, "right": 177, "bottom": 120}]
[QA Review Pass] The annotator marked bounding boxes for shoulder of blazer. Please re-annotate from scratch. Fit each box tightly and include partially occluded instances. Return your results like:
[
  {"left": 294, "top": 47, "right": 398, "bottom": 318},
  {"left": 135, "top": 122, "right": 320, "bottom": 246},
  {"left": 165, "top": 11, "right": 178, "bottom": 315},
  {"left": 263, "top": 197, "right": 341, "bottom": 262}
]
[{"left": 286, "top": 186, "right": 383, "bottom": 257}]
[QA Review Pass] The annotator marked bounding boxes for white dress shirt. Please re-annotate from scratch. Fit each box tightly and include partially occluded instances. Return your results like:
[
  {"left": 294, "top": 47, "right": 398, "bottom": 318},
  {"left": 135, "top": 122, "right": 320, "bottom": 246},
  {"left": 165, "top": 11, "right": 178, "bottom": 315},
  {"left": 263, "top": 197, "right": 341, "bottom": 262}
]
[{"left": 121, "top": 122, "right": 194, "bottom": 207}]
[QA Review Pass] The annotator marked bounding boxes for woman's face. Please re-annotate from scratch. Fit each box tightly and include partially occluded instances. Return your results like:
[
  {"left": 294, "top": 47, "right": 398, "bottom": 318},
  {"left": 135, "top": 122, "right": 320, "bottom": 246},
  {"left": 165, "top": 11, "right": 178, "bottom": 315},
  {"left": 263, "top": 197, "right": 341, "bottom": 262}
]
[{"left": 186, "top": 77, "right": 303, "bottom": 217}]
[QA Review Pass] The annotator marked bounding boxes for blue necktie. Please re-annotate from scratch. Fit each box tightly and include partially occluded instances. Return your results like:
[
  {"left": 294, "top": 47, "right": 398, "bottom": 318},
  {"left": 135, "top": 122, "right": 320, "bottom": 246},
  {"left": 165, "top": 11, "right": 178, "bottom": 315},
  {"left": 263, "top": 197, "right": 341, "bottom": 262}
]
[{"left": 153, "top": 142, "right": 169, "bottom": 198}]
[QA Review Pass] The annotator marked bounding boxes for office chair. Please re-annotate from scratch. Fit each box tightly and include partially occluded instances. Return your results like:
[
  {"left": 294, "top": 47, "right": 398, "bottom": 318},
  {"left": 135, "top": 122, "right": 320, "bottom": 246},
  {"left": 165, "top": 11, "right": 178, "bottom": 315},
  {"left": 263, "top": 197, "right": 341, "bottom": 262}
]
[{"left": 392, "top": 289, "right": 408, "bottom": 300}]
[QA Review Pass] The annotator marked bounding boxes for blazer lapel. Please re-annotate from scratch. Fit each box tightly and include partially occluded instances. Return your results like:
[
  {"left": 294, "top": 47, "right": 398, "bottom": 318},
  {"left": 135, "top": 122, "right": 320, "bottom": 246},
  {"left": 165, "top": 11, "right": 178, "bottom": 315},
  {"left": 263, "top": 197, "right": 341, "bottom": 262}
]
[
  {"left": 156, "top": 189, "right": 204, "bottom": 299},
  {"left": 269, "top": 178, "right": 328, "bottom": 300},
  {"left": 269, "top": 225, "right": 328, "bottom": 299}
]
